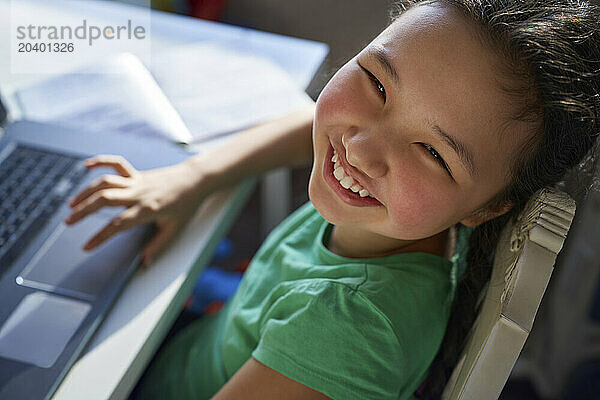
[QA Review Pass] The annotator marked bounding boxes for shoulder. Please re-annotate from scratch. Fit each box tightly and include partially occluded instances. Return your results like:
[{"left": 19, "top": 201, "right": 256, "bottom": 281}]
[
  {"left": 253, "top": 279, "right": 405, "bottom": 399},
  {"left": 259, "top": 278, "right": 391, "bottom": 332},
  {"left": 356, "top": 259, "right": 456, "bottom": 367}
]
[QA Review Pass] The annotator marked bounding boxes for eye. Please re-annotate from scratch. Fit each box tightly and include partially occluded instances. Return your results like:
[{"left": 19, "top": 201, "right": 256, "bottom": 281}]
[
  {"left": 359, "top": 64, "right": 386, "bottom": 102},
  {"left": 421, "top": 143, "right": 452, "bottom": 176}
]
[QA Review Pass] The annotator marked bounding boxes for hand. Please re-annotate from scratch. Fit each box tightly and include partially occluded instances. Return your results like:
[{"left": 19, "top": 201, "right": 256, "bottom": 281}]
[{"left": 65, "top": 154, "right": 207, "bottom": 268}]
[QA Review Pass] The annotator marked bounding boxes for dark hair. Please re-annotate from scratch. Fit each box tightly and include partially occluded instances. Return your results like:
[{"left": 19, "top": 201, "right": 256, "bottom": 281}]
[{"left": 389, "top": 0, "right": 600, "bottom": 398}]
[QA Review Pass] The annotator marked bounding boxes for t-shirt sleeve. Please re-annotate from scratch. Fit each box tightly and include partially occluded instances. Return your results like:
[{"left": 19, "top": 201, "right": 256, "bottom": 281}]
[{"left": 251, "top": 280, "right": 405, "bottom": 400}]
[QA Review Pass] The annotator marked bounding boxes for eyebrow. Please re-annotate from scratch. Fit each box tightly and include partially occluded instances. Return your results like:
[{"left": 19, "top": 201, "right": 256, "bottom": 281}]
[
  {"left": 368, "top": 47, "right": 401, "bottom": 89},
  {"left": 367, "top": 46, "right": 478, "bottom": 178},
  {"left": 431, "top": 124, "right": 478, "bottom": 177}
]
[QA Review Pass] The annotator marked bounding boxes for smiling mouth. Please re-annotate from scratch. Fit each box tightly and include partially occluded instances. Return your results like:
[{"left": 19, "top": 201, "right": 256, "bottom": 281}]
[
  {"left": 323, "top": 143, "right": 383, "bottom": 207},
  {"left": 331, "top": 149, "right": 373, "bottom": 197}
]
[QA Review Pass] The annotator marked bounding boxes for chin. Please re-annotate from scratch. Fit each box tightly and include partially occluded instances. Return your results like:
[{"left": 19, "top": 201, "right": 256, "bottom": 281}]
[
  {"left": 307, "top": 169, "right": 364, "bottom": 228},
  {"left": 308, "top": 167, "right": 339, "bottom": 225}
]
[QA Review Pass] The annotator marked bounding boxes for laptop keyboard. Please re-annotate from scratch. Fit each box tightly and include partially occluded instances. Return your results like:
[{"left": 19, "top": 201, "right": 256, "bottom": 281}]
[{"left": 0, "top": 144, "right": 88, "bottom": 278}]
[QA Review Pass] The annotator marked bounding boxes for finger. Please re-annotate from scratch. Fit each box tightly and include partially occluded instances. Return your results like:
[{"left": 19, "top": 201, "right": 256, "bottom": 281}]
[
  {"left": 141, "top": 221, "right": 178, "bottom": 268},
  {"left": 66, "top": 189, "right": 135, "bottom": 225},
  {"left": 83, "top": 206, "right": 143, "bottom": 251},
  {"left": 69, "top": 174, "right": 129, "bottom": 208},
  {"left": 83, "top": 155, "right": 138, "bottom": 178}
]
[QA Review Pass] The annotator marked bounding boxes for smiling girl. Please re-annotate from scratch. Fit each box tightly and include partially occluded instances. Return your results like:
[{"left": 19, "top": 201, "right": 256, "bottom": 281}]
[{"left": 65, "top": 0, "right": 600, "bottom": 398}]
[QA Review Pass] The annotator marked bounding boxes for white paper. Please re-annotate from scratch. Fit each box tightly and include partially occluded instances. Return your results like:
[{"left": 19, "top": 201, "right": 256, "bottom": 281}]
[
  {"left": 14, "top": 53, "right": 193, "bottom": 144},
  {"left": 150, "top": 43, "right": 314, "bottom": 143}
]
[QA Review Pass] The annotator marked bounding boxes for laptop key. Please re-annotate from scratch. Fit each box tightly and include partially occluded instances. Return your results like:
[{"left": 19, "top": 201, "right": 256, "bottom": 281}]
[
  {"left": 0, "top": 145, "right": 89, "bottom": 280},
  {"left": 0, "top": 215, "right": 51, "bottom": 279},
  {"left": 52, "top": 178, "right": 73, "bottom": 198}
]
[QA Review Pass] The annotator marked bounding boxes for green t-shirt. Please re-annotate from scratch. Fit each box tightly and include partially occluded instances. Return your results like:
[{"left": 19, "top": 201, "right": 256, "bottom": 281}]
[{"left": 138, "top": 201, "right": 470, "bottom": 400}]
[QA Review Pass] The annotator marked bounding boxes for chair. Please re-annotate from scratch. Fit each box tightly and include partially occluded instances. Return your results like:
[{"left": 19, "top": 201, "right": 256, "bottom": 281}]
[
  {"left": 441, "top": 187, "right": 576, "bottom": 400},
  {"left": 515, "top": 186, "right": 600, "bottom": 399}
]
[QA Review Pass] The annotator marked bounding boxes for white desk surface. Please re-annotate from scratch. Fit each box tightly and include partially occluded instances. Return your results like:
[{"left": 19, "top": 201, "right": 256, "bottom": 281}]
[
  {"left": 0, "top": 0, "right": 327, "bottom": 90},
  {"left": 0, "top": 1, "right": 327, "bottom": 399}
]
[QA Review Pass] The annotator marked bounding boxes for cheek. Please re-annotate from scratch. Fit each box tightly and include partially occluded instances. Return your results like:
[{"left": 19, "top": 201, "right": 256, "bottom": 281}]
[
  {"left": 314, "top": 66, "right": 367, "bottom": 128},
  {"left": 385, "top": 169, "right": 457, "bottom": 237}
]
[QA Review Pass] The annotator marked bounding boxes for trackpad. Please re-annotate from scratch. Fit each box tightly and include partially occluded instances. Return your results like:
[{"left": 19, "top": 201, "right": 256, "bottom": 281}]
[
  {"left": 0, "top": 292, "right": 90, "bottom": 368},
  {"left": 17, "top": 214, "right": 149, "bottom": 300}
]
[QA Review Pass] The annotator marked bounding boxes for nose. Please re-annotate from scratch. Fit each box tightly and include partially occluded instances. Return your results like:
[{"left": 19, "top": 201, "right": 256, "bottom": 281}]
[{"left": 341, "top": 131, "right": 388, "bottom": 179}]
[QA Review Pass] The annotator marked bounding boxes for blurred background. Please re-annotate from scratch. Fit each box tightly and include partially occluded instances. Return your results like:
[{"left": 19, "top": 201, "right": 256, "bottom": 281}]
[{"left": 114, "top": 1, "right": 600, "bottom": 399}]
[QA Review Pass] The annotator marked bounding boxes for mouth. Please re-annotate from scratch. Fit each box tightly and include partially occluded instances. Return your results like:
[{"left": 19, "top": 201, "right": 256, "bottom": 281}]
[{"left": 323, "top": 142, "right": 383, "bottom": 207}]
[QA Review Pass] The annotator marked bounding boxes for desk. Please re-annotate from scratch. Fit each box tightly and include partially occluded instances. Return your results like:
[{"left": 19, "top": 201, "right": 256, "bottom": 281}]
[{"left": 0, "top": 1, "right": 327, "bottom": 398}]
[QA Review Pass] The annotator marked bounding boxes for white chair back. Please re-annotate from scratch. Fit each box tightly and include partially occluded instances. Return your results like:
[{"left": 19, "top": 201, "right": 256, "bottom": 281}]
[{"left": 442, "top": 187, "right": 576, "bottom": 400}]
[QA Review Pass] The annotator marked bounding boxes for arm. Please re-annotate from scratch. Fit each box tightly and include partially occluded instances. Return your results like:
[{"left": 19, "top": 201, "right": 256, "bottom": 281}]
[
  {"left": 65, "top": 103, "right": 315, "bottom": 265},
  {"left": 211, "top": 357, "right": 332, "bottom": 400},
  {"left": 185, "top": 102, "right": 315, "bottom": 196}
]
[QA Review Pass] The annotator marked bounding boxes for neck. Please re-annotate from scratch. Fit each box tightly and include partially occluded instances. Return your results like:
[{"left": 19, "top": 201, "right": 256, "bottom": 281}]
[{"left": 327, "top": 224, "right": 449, "bottom": 259}]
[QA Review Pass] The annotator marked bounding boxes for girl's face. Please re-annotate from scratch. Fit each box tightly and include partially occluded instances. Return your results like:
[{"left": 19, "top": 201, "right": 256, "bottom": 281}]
[{"left": 308, "top": 2, "right": 537, "bottom": 242}]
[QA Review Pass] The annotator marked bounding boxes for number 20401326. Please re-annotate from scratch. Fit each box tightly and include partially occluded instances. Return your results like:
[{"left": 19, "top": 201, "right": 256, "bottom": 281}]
[{"left": 18, "top": 42, "right": 74, "bottom": 53}]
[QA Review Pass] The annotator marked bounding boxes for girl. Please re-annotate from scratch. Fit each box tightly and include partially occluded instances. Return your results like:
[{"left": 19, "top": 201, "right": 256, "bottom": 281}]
[{"left": 64, "top": 0, "right": 600, "bottom": 398}]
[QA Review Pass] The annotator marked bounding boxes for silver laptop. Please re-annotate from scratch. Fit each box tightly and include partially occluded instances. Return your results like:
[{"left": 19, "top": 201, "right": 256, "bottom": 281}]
[{"left": 0, "top": 90, "right": 192, "bottom": 399}]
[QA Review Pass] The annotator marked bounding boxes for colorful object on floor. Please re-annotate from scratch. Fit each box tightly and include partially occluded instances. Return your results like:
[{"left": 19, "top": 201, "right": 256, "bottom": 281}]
[
  {"left": 148, "top": 0, "right": 226, "bottom": 20},
  {"left": 185, "top": 266, "right": 243, "bottom": 315},
  {"left": 184, "top": 238, "right": 251, "bottom": 316},
  {"left": 234, "top": 258, "right": 252, "bottom": 274},
  {"left": 188, "top": 0, "right": 227, "bottom": 21},
  {"left": 212, "top": 237, "right": 234, "bottom": 262},
  {"left": 202, "top": 300, "right": 225, "bottom": 316}
]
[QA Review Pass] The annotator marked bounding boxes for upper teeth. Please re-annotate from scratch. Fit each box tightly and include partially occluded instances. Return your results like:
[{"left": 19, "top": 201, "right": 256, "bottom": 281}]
[{"left": 331, "top": 150, "right": 372, "bottom": 198}]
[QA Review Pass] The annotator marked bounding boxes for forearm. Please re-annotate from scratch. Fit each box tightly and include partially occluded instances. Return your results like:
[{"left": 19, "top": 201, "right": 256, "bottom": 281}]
[{"left": 184, "top": 102, "right": 315, "bottom": 193}]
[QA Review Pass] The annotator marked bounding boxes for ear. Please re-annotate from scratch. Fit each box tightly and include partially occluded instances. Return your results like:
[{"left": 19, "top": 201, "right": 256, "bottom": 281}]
[{"left": 459, "top": 200, "right": 513, "bottom": 227}]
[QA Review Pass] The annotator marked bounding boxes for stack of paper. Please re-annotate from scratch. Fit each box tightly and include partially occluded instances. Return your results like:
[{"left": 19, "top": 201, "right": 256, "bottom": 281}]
[
  {"left": 13, "top": 43, "right": 314, "bottom": 148},
  {"left": 14, "top": 53, "right": 193, "bottom": 144},
  {"left": 149, "top": 43, "right": 314, "bottom": 143}
]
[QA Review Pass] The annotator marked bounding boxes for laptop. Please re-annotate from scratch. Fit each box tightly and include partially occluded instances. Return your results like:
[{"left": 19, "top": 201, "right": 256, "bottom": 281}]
[{"left": 0, "top": 90, "right": 192, "bottom": 399}]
